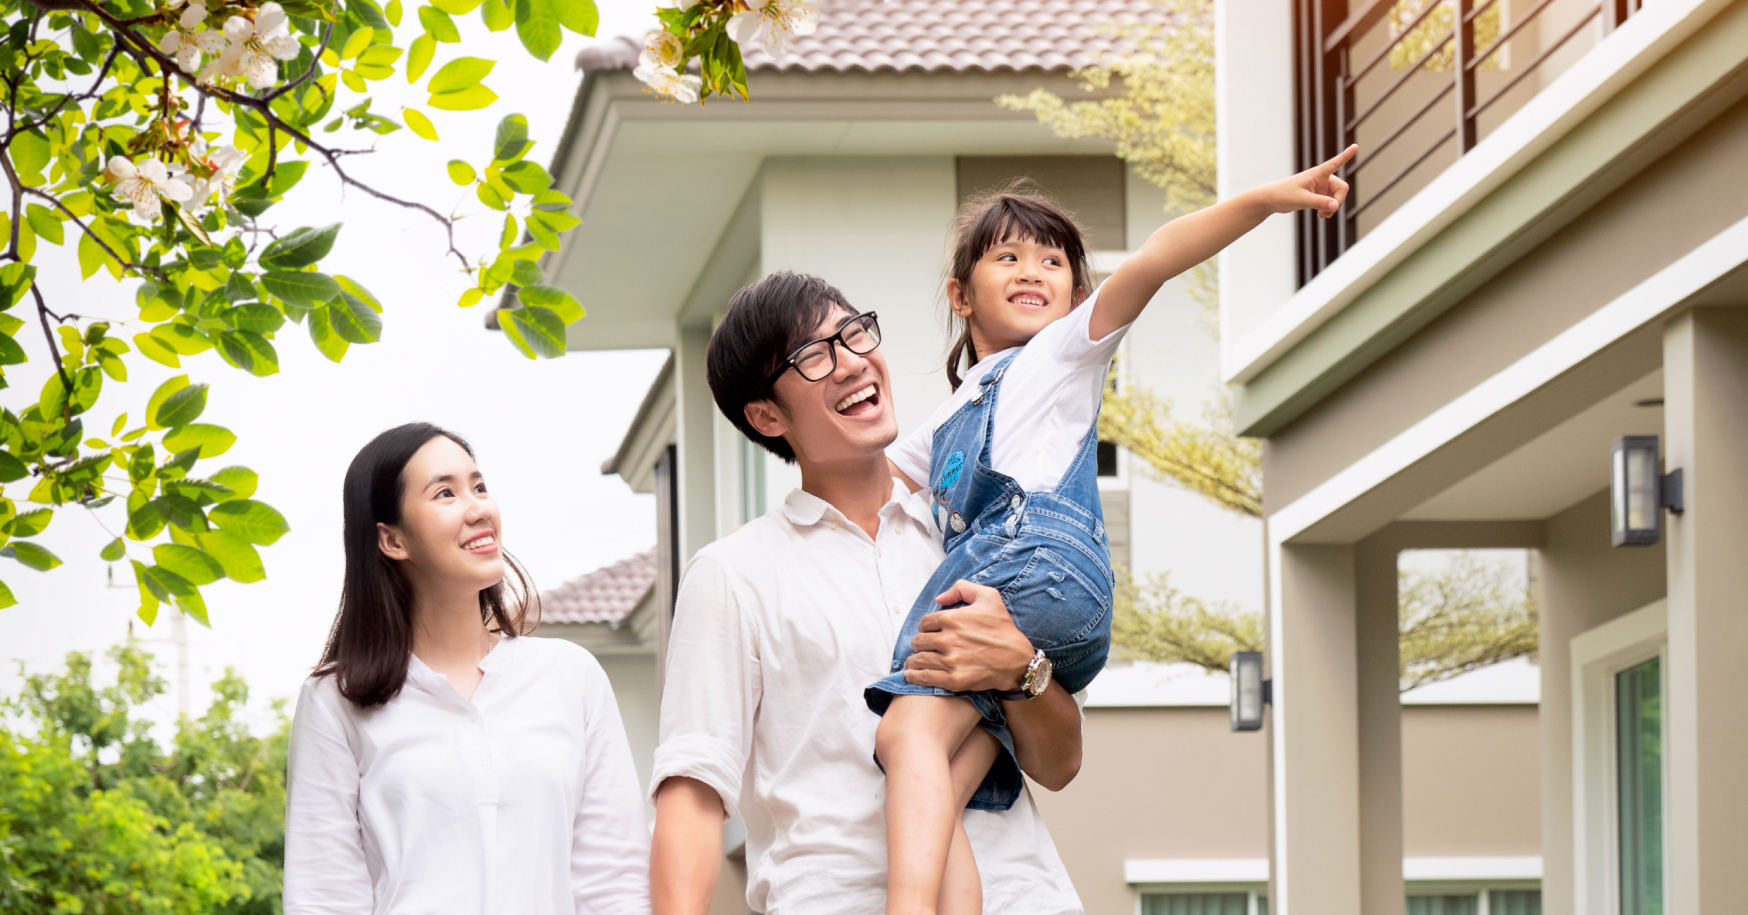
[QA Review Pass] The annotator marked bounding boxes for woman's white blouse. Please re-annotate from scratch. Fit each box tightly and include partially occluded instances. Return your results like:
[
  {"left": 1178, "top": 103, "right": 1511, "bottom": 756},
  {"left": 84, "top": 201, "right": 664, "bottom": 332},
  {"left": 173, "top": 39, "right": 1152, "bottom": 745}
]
[{"left": 282, "top": 635, "right": 651, "bottom": 915}]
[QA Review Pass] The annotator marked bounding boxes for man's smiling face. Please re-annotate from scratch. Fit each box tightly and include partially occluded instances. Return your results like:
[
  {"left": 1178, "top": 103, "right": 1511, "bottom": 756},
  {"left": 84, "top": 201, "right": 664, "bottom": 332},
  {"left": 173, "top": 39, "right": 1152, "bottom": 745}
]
[{"left": 749, "top": 307, "right": 898, "bottom": 470}]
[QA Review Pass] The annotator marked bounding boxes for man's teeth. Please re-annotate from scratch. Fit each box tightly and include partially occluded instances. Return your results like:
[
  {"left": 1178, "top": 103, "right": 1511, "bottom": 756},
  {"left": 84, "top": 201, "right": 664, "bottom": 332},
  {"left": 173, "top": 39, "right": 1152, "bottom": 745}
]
[
  {"left": 465, "top": 535, "right": 495, "bottom": 551},
  {"left": 836, "top": 386, "right": 877, "bottom": 412}
]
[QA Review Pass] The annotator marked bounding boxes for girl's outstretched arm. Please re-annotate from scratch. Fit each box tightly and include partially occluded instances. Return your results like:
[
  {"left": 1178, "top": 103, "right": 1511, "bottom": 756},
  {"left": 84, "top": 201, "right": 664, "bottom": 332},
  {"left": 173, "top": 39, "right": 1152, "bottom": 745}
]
[{"left": 1088, "top": 145, "right": 1357, "bottom": 340}]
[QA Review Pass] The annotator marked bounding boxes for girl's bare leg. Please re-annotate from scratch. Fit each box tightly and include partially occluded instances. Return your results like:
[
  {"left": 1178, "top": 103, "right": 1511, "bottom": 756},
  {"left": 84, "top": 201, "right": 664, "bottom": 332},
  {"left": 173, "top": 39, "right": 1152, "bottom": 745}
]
[
  {"left": 937, "top": 727, "right": 999, "bottom": 915},
  {"left": 875, "top": 695, "right": 984, "bottom": 915}
]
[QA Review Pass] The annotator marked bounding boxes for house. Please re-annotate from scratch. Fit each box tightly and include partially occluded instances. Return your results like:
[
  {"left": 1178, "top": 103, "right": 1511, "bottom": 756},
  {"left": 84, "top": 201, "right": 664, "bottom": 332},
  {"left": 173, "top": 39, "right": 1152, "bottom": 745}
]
[
  {"left": 1218, "top": 0, "right": 1748, "bottom": 913},
  {"left": 538, "top": 1, "right": 1558, "bottom": 911}
]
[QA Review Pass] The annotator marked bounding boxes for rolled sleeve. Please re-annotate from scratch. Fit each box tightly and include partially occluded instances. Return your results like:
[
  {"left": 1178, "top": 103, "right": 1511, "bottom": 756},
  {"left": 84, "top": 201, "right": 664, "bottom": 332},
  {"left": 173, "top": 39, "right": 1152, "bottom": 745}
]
[{"left": 648, "top": 551, "right": 760, "bottom": 820}]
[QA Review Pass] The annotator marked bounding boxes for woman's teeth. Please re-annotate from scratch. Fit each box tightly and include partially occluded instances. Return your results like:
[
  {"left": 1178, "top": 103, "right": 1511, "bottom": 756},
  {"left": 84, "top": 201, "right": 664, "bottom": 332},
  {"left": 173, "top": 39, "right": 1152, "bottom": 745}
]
[
  {"left": 836, "top": 385, "right": 877, "bottom": 413},
  {"left": 464, "top": 535, "right": 496, "bottom": 552}
]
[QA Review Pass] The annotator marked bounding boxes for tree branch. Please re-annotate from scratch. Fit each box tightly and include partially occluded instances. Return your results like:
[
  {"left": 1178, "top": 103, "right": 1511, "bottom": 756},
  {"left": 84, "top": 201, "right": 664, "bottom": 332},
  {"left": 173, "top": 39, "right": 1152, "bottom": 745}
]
[
  {"left": 23, "top": 187, "right": 166, "bottom": 280},
  {"left": 32, "top": 285, "right": 74, "bottom": 393},
  {"left": 263, "top": 23, "right": 335, "bottom": 102}
]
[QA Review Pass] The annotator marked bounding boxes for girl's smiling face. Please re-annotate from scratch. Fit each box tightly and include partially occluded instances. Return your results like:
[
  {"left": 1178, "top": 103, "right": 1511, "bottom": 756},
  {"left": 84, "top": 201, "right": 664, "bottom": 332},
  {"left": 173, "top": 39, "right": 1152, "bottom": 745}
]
[
  {"left": 950, "top": 233, "right": 1082, "bottom": 357},
  {"left": 376, "top": 435, "right": 505, "bottom": 596}
]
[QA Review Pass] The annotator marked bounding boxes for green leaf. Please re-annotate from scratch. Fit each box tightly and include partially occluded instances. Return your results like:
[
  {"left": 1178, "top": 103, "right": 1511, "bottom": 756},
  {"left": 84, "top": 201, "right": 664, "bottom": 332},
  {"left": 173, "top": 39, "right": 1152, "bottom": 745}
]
[
  {"left": 306, "top": 302, "right": 350, "bottom": 362},
  {"left": 530, "top": 207, "right": 582, "bottom": 232},
  {"left": 145, "top": 376, "right": 189, "bottom": 431},
  {"left": 459, "top": 287, "right": 485, "bottom": 308},
  {"left": 525, "top": 216, "right": 560, "bottom": 251},
  {"left": 419, "top": 4, "right": 462, "bottom": 40},
  {"left": 150, "top": 323, "right": 214, "bottom": 356},
  {"left": 0, "top": 333, "right": 26, "bottom": 366},
  {"left": 162, "top": 423, "right": 237, "bottom": 458},
  {"left": 260, "top": 224, "right": 342, "bottom": 270},
  {"left": 348, "top": 0, "right": 392, "bottom": 29},
  {"left": 328, "top": 294, "right": 384, "bottom": 344},
  {"left": 101, "top": 537, "right": 126, "bottom": 561},
  {"left": 335, "top": 276, "right": 384, "bottom": 313},
  {"left": 6, "top": 541, "right": 61, "bottom": 571},
  {"left": 127, "top": 498, "right": 168, "bottom": 541},
  {"left": 517, "top": 286, "right": 583, "bottom": 324},
  {"left": 513, "top": 0, "right": 561, "bottom": 60},
  {"left": 226, "top": 304, "right": 286, "bottom": 335},
  {"left": 210, "top": 499, "right": 290, "bottom": 545},
  {"left": 4, "top": 508, "right": 52, "bottom": 537},
  {"left": 432, "top": 0, "right": 485, "bottom": 13},
  {"left": 341, "top": 25, "right": 374, "bottom": 59},
  {"left": 499, "top": 306, "right": 566, "bottom": 359},
  {"left": 476, "top": 181, "right": 508, "bottom": 210},
  {"left": 0, "top": 579, "right": 13, "bottom": 609},
  {"left": 480, "top": 0, "right": 513, "bottom": 30},
  {"left": 10, "top": 131, "right": 50, "bottom": 184},
  {"left": 386, "top": 0, "right": 403, "bottom": 24},
  {"left": 153, "top": 543, "right": 224, "bottom": 586},
  {"left": 430, "top": 84, "right": 498, "bottom": 111},
  {"left": 501, "top": 160, "right": 554, "bottom": 194},
  {"left": 153, "top": 383, "right": 209, "bottom": 429},
  {"left": 0, "top": 450, "right": 28, "bottom": 483},
  {"left": 407, "top": 33, "right": 436, "bottom": 82},
  {"left": 404, "top": 108, "right": 439, "bottom": 141},
  {"left": 26, "top": 204, "right": 64, "bottom": 246},
  {"left": 447, "top": 160, "right": 477, "bottom": 185},
  {"left": 199, "top": 530, "right": 266, "bottom": 583},
  {"left": 78, "top": 231, "right": 113, "bottom": 280},
  {"left": 210, "top": 466, "right": 259, "bottom": 500},
  {"left": 217, "top": 331, "right": 281, "bottom": 377},
  {"left": 500, "top": 214, "right": 517, "bottom": 249},
  {"left": 509, "top": 259, "right": 545, "bottom": 286},
  {"left": 428, "top": 56, "right": 495, "bottom": 93},
  {"left": 262, "top": 271, "right": 342, "bottom": 308},
  {"left": 494, "top": 113, "right": 530, "bottom": 163},
  {"left": 552, "top": 0, "right": 596, "bottom": 34},
  {"left": 134, "top": 332, "right": 180, "bottom": 368}
]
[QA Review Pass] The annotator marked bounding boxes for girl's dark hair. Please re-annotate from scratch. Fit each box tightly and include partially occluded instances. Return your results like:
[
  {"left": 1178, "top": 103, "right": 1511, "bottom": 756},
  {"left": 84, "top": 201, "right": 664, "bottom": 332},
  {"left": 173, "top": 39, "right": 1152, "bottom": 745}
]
[
  {"left": 316, "top": 422, "right": 536, "bottom": 707},
  {"left": 944, "top": 181, "right": 1093, "bottom": 390},
  {"left": 707, "top": 271, "right": 856, "bottom": 463}
]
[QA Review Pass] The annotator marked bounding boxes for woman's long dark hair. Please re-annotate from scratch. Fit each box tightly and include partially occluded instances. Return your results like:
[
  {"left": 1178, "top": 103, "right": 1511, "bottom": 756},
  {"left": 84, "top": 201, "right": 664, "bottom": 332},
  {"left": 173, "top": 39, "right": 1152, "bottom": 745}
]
[
  {"left": 316, "top": 422, "right": 536, "bottom": 707},
  {"left": 944, "top": 180, "right": 1093, "bottom": 391}
]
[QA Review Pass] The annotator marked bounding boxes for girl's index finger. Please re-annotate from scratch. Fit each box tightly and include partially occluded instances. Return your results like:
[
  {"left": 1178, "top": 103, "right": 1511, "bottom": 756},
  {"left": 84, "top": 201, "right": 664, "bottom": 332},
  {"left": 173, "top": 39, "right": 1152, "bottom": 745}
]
[{"left": 1322, "top": 144, "right": 1359, "bottom": 174}]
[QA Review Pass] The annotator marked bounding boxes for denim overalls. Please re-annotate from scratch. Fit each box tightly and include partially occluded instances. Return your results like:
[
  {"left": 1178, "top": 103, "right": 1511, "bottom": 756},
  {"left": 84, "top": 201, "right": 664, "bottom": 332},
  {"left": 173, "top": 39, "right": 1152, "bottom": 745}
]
[{"left": 865, "top": 351, "right": 1115, "bottom": 811}]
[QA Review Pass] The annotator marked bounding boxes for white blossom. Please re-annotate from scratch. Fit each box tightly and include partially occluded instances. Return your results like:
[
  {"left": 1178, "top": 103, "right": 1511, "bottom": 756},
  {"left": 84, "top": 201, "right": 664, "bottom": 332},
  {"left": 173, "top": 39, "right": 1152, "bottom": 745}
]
[
  {"left": 632, "top": 60, "right": 701, "bottom": 104},
  {"left": 642, "top": 30, "right": 683, "bottom": 69},
  {"left": 162, "top": 25, "right": 225, "bottom": 74},
  {"left": 726, "top": 0, "right": 819, "bottom": 60},
  {"left": 105, "top": 156, "right": 194, "bottom": 221},
  {"left": 219, "top": 3, "right": 300, "bottom": 89}
]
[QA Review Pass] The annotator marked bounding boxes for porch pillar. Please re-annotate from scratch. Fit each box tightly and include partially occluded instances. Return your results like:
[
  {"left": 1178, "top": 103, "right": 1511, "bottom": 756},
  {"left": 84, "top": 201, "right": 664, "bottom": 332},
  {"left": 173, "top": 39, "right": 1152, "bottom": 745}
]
[
  {"left": 1661, "top": 309, "right": 1748, "bottom": 912},
  {"left": 673, "top": 325, "right": 717, "bottom": 562},
  {"left": 1354, "top": 535, "right": 1405, "bottom": 915},
  {"left": 1269, "top": 543, "right": 1362, "bottom": 915}
]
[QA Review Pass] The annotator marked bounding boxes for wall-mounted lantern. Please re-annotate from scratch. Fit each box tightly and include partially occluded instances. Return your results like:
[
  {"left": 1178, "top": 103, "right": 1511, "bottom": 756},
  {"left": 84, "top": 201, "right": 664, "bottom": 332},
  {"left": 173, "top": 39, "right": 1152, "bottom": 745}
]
[
  {"left": 1611, "top": 435, "right": 1683, "bottom": 547},
  {"left": 1230, "top": 651, "right": 1270, "bottom": 732}
]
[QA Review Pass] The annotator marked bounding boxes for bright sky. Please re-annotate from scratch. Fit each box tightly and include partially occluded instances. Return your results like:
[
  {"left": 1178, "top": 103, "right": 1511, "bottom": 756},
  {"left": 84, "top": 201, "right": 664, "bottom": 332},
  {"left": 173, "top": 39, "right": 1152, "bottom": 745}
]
[{"left": 2, "top": 2, "right": 669, "bottom": 734}]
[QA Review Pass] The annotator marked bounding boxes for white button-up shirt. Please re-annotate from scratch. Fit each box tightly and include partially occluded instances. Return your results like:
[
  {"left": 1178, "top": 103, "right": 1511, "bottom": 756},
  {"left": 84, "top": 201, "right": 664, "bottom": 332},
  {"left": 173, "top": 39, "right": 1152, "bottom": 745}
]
[
  {"left": 651, "top": 484, "right": 1082, "bottom": 915},
  {"left": 283, "top": 635, "right": 651, "bottom": 915}
]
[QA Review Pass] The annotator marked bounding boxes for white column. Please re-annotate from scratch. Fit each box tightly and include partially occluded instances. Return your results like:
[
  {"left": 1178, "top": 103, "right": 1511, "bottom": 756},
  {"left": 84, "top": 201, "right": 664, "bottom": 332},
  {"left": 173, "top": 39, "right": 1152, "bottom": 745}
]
[
  {"left": 1270, "top": 541, "right": 1362, "bottom": 915},
  {"left": 1661, "top": 309, "right": 1748, "bottom": 912},
  {"left": 673, "top": 325, "right": 716, "bottom": 562}
]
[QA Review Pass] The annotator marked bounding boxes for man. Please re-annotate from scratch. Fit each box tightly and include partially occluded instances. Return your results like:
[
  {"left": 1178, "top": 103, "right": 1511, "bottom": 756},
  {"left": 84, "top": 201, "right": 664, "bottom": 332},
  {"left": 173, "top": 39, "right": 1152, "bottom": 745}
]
[{"left": 648, "top": 272, "right": 1085, "bottom": 914}]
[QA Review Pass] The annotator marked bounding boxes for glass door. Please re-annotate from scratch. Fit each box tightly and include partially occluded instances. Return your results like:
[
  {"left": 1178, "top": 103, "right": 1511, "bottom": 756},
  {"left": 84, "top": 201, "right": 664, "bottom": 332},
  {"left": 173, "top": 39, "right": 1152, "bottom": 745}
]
[{"left": 1616, "top": 656, "right": 1663, "bottom": 915}]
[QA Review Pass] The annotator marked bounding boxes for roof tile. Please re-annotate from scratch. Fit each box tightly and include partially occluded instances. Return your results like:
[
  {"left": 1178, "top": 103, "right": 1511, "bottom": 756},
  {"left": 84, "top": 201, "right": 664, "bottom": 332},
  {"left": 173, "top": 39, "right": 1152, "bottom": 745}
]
[
  {"left": 539, "top": 548, "right": 656, "bottom": 626},
  {"left": 575, "top": 0, "right": 1176, "bottom": 75}
]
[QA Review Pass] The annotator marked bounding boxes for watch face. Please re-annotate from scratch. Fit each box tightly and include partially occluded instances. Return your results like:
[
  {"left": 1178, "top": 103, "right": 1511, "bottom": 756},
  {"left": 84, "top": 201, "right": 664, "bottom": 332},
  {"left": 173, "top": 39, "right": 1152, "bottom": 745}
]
[{"left": 1029, "top": 656, "right": 1053, "bottom": 695}]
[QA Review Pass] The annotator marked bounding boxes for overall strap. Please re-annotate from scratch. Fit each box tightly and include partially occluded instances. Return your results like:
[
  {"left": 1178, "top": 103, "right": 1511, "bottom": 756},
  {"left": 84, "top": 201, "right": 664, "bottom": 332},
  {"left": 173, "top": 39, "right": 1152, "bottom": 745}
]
[{"left": 972, "top": 350, "right": 1022, "bottom": 468}]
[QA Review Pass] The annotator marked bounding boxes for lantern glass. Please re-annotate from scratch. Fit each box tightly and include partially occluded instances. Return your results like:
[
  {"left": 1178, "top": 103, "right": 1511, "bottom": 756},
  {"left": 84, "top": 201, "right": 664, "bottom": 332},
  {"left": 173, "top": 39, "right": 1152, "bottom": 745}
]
[
  {"left": 1612, "top": 436, "right": 1661, "bottom": 547},
  {"left": 1230, "top": 651, "right": 1264, "bottom": 732}
]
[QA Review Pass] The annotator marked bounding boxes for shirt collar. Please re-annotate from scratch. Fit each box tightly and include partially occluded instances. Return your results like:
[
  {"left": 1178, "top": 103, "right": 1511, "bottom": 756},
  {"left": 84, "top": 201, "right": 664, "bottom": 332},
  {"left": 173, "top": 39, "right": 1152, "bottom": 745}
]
[{"left": 778, "top": 480, "right": 934, "bottom": 533}]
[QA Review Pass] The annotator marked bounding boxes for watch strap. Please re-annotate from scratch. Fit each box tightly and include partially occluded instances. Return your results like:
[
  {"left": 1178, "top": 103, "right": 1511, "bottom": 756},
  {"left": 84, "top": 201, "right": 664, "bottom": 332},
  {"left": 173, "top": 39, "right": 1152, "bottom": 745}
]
[{"left": 997, "top": 649, "right": 1047, "bottom": 701}]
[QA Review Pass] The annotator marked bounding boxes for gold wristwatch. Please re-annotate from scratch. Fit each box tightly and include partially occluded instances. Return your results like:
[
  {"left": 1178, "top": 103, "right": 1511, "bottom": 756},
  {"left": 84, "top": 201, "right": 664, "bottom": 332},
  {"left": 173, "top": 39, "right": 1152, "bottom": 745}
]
[{"left": 997, "top": 649, "right": 1052, "bottom": 701}]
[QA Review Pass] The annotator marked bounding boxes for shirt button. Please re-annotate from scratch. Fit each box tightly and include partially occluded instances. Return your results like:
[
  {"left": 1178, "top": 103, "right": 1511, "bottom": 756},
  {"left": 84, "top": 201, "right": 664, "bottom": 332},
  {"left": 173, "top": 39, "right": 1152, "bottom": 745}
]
[
  {"left": 470, "top": 714, "right": 478, "bottom": 723},
  {"left": 478, "top": 756, "right": 488, "bottom": 766}
]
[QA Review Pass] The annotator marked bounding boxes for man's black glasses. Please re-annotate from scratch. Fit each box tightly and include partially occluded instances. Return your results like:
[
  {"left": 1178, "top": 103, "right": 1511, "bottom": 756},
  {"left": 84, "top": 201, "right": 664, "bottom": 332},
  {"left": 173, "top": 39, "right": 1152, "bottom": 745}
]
[{"left": 767, "top": 312, "right": 882, "bottom": 385}]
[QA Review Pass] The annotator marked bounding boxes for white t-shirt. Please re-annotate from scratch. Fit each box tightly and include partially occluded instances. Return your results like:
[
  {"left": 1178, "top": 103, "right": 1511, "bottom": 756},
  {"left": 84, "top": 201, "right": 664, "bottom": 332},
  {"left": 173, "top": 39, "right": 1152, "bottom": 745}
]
[
  {"left": 889, "top": 289, "right": 1129, "bottom": 494},
  {"left": 650, "top": 484, "right": 1084, "bottom": 915},
  {"left": 283, "top": 635, "right": 651, "bottom": 915}
]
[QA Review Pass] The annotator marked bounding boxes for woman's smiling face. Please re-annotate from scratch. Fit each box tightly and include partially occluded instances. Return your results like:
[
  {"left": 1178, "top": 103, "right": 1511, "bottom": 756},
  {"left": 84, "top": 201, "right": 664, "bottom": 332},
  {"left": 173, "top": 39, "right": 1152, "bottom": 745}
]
[
  {"left": 952, "top": 234, "right": 1080, "bottom": 355},
  {"left": 377, "top": 435, "right": 504, "bottom": 595}
]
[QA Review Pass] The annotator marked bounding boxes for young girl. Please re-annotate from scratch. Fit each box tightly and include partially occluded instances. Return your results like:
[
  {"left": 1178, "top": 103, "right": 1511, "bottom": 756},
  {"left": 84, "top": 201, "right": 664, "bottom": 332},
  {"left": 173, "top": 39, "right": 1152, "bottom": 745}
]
[
  {"left": 865, "top": 146, "right": 1356, "bottom": 914},
  {"left": 282, "top": 423, "right": 652, "bottom": 915}
]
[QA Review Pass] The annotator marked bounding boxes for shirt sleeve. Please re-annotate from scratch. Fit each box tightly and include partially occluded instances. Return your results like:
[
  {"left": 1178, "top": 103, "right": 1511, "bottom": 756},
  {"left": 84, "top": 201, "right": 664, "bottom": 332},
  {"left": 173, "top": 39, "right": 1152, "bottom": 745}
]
[
  {"left": 282, "top": 677, "right": 374, "bottom": 915},
  {"left": 1032, "top": 286, "right": 1128, "bottom": 369},
  {"left": 886, "top": 419, "right": 933, "bottom": 489},
  {"left": 647, "top": 549, "right": 761, "bottom": 820},
  {"left": 569, "top": 655, "right": 654, "bottom": 915}
]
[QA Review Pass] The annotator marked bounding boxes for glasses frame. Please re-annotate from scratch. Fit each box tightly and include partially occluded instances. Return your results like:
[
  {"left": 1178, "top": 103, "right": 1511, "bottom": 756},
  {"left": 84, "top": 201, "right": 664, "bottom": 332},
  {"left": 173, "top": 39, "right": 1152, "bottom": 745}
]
[{"left": 765, "top": 311, "right": 882, "bottom": 386}]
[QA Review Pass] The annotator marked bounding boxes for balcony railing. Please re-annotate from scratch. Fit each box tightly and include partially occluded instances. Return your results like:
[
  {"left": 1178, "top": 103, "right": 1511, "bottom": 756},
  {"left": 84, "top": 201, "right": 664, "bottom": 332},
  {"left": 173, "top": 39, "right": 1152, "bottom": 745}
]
[{"left": 1293, "top": 0, "right": 1643, "bottom": 284}]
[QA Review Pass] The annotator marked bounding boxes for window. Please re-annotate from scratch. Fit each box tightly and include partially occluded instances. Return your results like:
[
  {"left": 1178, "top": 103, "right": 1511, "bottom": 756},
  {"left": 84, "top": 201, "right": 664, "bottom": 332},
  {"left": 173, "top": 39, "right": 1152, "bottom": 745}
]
[
  {"left": 1405, "top": 890, "right": 1541, "bottom": 915},
  {"left": 1617, "top": 657, "right": 1663, "bottom": 915},
  {"left": 1489, "top": 889, "right": 1542, "bottom": 915},
  {"left": 954, "top": 156, "right": 1127, "bottom": 250},
  {"left": 1407, "top": 895, "right": 1476, "bottom": 915},
  {"left": 1140, "top": 892, "right": 1258, "bottom": 915},
  {"left": 739, "top": 436, "right": 766, "bottom": 524}
]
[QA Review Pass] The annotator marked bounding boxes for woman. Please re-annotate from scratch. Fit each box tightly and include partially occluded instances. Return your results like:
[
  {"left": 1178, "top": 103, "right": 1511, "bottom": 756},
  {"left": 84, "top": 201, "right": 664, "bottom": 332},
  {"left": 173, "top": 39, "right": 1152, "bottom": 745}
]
[{"left": 283, "top": 423, "right": 650, "bottom": 914}]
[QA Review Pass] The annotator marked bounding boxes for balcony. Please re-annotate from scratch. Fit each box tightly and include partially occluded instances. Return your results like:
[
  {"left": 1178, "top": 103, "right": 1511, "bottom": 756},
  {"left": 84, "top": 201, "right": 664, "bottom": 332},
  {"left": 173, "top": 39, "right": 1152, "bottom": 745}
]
[{"left": 1293, "top": 0, "right": 1646, "bottom": 283}]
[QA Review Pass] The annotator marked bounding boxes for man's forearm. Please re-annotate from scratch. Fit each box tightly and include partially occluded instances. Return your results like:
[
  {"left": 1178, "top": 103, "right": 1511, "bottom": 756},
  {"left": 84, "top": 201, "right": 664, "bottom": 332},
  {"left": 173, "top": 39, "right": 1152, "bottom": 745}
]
[
  {"left": 1003, "top": 678, "right": 1082, "bottom": 791},
  {"left": 650, "top": 777, "right": 725, "bottom": 915}
]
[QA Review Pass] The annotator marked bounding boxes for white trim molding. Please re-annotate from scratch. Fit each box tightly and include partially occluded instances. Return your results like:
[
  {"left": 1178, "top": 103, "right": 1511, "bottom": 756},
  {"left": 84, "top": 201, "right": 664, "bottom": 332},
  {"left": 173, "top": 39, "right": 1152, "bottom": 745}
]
[
  {"left": 1125, "top": 858, "right": 1269, "bottom": 884},
  {"left": 1403, "top": 856, "right": 1543, "bottom": 882},
  {"left": 1222, "top": 0, "right": 1734, "bottom": 386},
  {"left": 1572, "top": 599, "right": 1669, "bottom": 915}
]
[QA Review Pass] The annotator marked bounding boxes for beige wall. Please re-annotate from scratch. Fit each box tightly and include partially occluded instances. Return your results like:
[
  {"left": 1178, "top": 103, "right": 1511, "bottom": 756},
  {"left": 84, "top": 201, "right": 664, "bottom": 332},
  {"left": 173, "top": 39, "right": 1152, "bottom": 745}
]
[
  {"left": 1029, "top": 703, "right": 1540, "bottom": 914},
  {"left": 1263, "top": 91, "right": 1748, "bottom": 510}
]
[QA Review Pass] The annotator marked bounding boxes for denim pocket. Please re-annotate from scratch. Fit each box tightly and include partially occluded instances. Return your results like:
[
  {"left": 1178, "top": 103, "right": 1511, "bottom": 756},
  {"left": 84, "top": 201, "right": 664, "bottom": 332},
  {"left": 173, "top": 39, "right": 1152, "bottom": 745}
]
[{"left": 996, "top": 546, "right": 1111, "bottom": 649}]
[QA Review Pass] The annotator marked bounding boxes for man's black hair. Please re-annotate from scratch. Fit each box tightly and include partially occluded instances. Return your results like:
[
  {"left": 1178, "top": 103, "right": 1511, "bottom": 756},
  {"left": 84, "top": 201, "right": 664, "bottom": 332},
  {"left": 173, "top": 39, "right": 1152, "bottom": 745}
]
[{"left": 707, "top": 271, "right": 855, "bottom": 464}]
